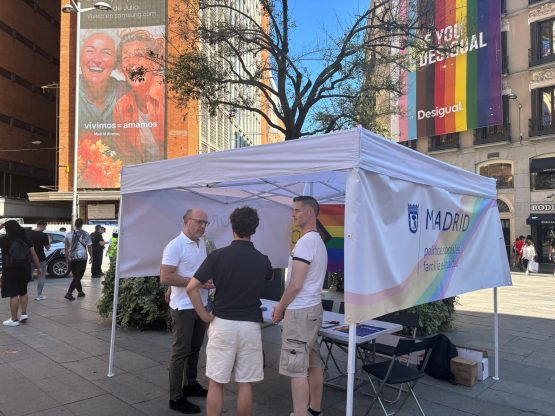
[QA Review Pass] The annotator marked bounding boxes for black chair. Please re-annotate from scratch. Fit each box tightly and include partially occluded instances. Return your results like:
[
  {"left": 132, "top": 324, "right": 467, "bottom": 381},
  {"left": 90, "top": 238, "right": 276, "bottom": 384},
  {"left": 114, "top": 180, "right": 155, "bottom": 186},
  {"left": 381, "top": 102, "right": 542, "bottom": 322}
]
[
  {"left": 322, "top": 299, "right": 334, "bottom": 311},
  {"left": 361, "top": 335, "right": 435, "bottom": 416},
  {"left": 363, "top": 310, "right": 420, "bottom": 361}
]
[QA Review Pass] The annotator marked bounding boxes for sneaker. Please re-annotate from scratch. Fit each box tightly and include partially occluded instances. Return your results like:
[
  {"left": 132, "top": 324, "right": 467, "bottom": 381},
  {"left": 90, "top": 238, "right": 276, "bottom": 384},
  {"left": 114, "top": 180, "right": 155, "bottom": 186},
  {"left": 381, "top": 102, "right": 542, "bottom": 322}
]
[
  {"left": 64, "top": 293, "right": 76, "bottom": 301},
  {"left": 20, "top": 314, "right": 28, "bottom": 322},
  {"left": 182, "top": 383, "right": 208, "bottom": 397},
  {"left": 3, "top": 319, "right": 19, "bottom": 327},
  {"left": 169, "top": 397, "right": 201, "bottom": 414},
  {"left": 34, "top": 295, "right": 47, "bottom": 301},
  {"left": 77, "top": 292, "right": 86, "bottom": 298}
]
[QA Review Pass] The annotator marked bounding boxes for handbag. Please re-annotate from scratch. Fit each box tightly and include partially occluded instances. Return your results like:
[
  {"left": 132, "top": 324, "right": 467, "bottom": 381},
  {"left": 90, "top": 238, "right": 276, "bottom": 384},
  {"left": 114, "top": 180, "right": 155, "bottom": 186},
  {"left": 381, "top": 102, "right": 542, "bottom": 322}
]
[{"left": 527, "top": 259, "right": 539, "bottom": 273}]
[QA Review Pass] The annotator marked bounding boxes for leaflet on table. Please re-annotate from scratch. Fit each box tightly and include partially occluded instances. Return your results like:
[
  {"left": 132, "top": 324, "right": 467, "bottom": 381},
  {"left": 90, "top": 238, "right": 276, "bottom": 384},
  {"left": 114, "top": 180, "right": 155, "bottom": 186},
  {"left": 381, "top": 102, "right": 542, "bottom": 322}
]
[{"left": 332, "top": 324, "right": 386, "bottom": 336}]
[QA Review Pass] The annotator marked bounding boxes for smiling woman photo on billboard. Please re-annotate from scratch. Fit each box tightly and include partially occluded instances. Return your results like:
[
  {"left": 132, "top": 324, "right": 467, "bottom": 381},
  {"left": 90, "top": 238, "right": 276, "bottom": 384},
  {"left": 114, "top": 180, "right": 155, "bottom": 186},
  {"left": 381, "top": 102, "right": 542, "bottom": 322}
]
[{"left": 112, "top": 30, "right": 165, "bottom": 165}]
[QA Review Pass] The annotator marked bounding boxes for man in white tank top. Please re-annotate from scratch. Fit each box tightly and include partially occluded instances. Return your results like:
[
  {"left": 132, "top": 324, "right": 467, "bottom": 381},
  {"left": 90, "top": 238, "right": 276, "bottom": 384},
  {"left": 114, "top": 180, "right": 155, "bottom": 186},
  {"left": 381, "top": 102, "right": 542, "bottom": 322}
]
[{"left": 272, "top": 196, "right": 328, "bottom": 416}]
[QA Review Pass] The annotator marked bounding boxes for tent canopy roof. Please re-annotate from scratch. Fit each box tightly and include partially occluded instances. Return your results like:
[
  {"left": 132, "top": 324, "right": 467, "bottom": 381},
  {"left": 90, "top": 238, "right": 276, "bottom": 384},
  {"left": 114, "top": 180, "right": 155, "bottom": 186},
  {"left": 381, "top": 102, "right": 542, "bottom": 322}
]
[{"left": 121, "top": 128, "right": 496, "bottom": 201}]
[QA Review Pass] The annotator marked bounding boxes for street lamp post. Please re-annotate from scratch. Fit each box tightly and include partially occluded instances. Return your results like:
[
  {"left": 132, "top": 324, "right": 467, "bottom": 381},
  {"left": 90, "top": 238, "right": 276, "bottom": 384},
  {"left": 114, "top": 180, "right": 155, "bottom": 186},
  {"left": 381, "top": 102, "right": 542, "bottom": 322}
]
[
  {"left": 62, "top": 1, "right": 112, "bottom": 228},
  {"left": 508, "top": 92, "right": 523, "bottom": 144}
]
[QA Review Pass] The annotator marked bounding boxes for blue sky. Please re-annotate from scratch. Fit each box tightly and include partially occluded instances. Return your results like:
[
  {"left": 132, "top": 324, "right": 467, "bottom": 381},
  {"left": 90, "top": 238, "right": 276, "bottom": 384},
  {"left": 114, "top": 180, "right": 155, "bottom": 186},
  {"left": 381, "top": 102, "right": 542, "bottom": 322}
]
[{"left": 288, "top": 0, "right": 370, "bottom": 77}]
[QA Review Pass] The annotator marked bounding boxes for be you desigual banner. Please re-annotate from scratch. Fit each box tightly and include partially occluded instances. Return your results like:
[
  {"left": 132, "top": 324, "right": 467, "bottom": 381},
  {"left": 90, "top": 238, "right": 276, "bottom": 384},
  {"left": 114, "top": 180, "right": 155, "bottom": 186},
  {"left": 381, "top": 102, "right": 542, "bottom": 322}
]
[
  {"left": 77, "top": 0, "right": 166, "bottom": 188},
  {"left": 396, "top": 0, "right": 502, "bottom": 141}
]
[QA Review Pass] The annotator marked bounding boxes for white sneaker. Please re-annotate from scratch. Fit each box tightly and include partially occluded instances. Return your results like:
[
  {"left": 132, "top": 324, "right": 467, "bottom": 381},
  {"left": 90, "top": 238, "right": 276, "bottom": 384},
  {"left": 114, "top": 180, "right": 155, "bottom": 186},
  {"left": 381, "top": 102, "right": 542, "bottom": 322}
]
[
  {"left": 34, "top": 295, "right": 47, "bottom": 301},
  {"left": 3, "top": 319, "right": 19, "bottom": 327},
  {"left": 20, "top": 314, "right": 28, "bottom": 322}
]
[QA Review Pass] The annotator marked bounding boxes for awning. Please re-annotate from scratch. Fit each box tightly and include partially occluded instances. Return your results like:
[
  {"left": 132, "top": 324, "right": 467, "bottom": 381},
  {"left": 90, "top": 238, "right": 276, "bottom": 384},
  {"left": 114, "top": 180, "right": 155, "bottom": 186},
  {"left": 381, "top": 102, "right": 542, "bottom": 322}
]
[
  {"left": 530, "top": 158, "right": 555, "bottom": 173},
  {"left": 526, "top": 214, "right": 555, "bottom": 224}
]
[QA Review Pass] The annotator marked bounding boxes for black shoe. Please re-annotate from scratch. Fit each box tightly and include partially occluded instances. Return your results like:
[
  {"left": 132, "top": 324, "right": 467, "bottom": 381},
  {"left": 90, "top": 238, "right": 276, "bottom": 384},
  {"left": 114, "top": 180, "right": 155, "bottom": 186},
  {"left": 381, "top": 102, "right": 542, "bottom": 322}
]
[
  {"left": 182, "top": 383, "right": 208, "bottom": 397},
  {"left": 64, "top": 293, "right": 75, "bottom": 301},
  {"left": 169, "top": 398, "right": 201, "bottom": 414},
  {"left": 77, "top": 292, "right": 86, "bottom": 298}
]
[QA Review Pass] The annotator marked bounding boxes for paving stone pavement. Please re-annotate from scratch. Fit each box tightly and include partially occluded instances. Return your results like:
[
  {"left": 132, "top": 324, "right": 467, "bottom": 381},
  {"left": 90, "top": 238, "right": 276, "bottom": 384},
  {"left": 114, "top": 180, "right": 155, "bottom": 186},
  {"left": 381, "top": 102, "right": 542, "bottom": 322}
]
[{"left": 0, "top": 272, "right": 554, "bottom": 416}]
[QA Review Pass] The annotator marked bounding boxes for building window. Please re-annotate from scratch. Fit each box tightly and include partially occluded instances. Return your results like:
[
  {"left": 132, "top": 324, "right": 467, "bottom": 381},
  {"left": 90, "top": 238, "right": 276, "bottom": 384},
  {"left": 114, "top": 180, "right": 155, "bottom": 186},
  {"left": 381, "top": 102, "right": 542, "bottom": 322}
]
[
  {"left": 479, "top": 162, "right": 514, "bottom": 189},
  {"left": 530, "top": 157, "right": 555, "bottom": 190},
  {"left": 398, "top": 140, "right": 417, "bottom": 150},
  {"left": 428, "top": 133, "right": 459, "bottom": 152},
  {"left": 530, "top": 86, "right": 555, "bottom": 137},
  {"left": 474, "top": 96, "right": 510, "bottom": 145},
  {"left": 497, "top": 199, "right": 510, "bottom": 213},
  {"left": 530, "top": 18, "right": 555, "bottom": 67},
  {"left": 502, "top": 31, "right": 508, "bottom": 74}
]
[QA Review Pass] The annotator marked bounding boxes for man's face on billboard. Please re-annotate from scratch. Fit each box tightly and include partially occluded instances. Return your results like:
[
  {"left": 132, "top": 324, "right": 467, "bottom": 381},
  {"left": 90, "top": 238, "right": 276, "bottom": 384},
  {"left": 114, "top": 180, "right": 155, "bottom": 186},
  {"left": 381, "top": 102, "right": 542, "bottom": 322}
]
[
  {"left": 121, "top": 40, "right": 155, "bottom": 88},
  {"left": 80, "top": 33, "right": 116, "bottom": 87}
]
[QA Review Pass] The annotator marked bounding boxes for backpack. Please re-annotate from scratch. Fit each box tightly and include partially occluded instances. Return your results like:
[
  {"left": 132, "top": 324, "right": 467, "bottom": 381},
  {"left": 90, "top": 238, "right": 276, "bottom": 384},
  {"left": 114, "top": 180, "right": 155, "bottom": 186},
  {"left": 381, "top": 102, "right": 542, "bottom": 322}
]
[
  {"left": 424, "top": 334, "right": 458, "bottom": 382},
  {"left": 6, "top": 238, "right": 30, "bottom": 269}
]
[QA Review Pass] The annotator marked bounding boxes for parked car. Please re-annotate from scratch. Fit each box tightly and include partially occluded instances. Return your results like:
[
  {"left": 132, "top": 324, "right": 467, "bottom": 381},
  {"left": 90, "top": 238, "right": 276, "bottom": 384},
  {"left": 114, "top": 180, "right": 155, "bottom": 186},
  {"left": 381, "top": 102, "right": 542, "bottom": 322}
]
[{"left": 0, "top": 230, "right": 69, "bottom": 278}]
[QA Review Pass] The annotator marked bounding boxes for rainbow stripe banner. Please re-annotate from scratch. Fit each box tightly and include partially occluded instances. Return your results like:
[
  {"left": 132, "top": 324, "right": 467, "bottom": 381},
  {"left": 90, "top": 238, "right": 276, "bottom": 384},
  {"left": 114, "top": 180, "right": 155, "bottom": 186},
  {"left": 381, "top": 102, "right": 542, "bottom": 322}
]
[
  {"left": 397, "top": 0, "right": 502, "bottom": 140},
  {"left": 319, "top": 205, "right": 345, "bottom": 272}
]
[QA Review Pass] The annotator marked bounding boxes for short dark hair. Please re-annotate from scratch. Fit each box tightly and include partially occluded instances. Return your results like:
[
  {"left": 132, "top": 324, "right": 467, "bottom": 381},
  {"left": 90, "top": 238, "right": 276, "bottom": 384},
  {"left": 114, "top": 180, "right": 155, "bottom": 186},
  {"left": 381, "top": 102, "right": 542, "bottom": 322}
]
[
  {"left": 230, "top": 206, "right": 259, "bottom": 238},
  {"left": 293, "top": 195, "right": 320, "bottom": 216},
  {"left": 59, "top": 227, "right": 67, "bottom": 232},
  {"left": 95, "top": 225, "right": 102, "bottom": 231},
  {"left": 75, "top": 218, "right": 84, "bottom": 229},
  {"left": 37, "top": 220, "right": 47, "bottom": 227}
]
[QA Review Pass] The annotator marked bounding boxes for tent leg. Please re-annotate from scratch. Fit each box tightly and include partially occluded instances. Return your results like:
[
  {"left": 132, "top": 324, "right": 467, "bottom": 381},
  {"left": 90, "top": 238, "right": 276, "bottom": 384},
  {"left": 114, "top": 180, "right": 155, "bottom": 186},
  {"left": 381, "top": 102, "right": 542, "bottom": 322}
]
[
  {"left": 107, "top": 271, "right": 121, "bottom": 377},
  {"left": 493, "top": 288, "right": 499, "bottom": 380},
  {"left": 346, "top": 323, "right": 357, "bottom": 416}
]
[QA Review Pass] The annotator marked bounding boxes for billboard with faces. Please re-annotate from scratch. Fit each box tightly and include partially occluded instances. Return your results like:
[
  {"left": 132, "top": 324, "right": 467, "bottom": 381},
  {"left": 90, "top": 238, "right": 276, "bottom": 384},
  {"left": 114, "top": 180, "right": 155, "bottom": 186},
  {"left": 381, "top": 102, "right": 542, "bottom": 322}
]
[{"left": 77, "top": 0, "right": 166, "bottom": 188}]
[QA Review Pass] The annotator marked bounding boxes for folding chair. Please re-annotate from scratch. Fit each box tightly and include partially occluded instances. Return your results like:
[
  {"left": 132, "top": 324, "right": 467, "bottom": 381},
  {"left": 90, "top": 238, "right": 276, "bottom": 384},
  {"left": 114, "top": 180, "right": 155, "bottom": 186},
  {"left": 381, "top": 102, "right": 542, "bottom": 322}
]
[
  {"left": 359, "top": 310, "right": 420, "bottom": 364},
  {"left": 322, "top": 299, "right": 334, "bottom": 311},
  {"left": 361, "top": 335, "right": 435, "bottom": 416}
]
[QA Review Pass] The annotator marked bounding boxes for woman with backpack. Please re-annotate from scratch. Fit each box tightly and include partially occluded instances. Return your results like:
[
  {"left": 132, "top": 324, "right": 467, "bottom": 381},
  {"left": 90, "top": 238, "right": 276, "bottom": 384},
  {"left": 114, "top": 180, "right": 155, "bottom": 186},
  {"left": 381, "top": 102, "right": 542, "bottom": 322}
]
[{"left": 0, "top": 220, "right": 41, "bottom": 326}]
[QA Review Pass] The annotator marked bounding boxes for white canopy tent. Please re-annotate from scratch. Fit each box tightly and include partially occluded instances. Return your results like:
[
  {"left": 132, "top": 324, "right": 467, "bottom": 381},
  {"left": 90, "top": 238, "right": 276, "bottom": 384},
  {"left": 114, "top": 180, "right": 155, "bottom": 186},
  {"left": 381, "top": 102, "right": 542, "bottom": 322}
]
[{"left": 110, "top": 127, "right": 512, "bottom": 415}]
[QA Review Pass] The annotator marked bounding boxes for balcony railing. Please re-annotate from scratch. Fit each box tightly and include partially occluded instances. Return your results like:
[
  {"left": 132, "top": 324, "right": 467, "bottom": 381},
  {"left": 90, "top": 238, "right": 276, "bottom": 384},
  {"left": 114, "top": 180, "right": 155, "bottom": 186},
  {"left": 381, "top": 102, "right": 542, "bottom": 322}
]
[
  {"left": 529, "top": 117, "right": 555, "bottom": 137},
  {"left": 428, "top": 133, "right": 459, "bottom": 152},
  {"left": 474, "top": 123, "right": 511, "bottom": 145}
]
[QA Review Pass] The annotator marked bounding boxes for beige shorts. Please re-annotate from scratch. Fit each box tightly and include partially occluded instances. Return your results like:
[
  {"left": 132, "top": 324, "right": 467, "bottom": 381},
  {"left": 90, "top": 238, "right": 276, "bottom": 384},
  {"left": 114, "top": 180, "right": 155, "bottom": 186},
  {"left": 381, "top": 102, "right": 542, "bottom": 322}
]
[
  {"left": 279, "top": 303, "right": 324, "bottom": 377},
  {"left": 206, "top": 317, "right": 264, "bottom": 384}
]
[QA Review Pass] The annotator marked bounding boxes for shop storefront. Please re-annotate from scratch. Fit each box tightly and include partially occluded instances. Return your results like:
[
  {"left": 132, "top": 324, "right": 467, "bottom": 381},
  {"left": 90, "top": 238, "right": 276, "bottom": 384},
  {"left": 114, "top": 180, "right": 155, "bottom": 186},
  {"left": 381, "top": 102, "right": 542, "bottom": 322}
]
[{"left": 527, "top": 207, "right": 555, "bottom": 262}]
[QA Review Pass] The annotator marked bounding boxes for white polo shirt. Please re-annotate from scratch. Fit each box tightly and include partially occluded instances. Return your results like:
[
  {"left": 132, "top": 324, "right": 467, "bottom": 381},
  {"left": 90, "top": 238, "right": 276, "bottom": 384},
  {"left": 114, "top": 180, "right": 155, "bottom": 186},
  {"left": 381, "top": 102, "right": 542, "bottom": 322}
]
[
  {"left": 287, "top": 231, "right": 328, "bottom": 309},
  {"left": 162, "top": 232, "right": 208, "bottom": 310}
]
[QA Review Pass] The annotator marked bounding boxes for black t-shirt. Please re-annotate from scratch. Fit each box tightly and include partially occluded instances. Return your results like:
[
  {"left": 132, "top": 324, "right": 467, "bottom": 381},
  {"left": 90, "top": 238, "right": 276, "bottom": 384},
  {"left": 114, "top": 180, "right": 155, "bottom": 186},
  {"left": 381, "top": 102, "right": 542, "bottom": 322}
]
[
  {"left": 0, "top": 234, "right": 33, "bottom": 266},
  {"left": 195, "top": 240, "right": 273, "bottom": 322},
  {"left": 26, "top": 230, "right": 50, "bottom": 261},
  {"left": 90, "top": 231, "right": 105, "bottom": 251}
]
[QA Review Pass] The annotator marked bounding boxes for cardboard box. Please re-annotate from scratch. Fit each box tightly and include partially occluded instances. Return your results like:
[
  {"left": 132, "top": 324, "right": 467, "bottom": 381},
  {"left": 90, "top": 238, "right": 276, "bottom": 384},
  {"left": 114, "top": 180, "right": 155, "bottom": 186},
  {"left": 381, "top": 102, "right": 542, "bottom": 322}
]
[
  {"left": 450, "top": 357, "right": 477, "bottom": 387},
  {"left": 456, "top": 347, "right": 489, "bottom": 381}
]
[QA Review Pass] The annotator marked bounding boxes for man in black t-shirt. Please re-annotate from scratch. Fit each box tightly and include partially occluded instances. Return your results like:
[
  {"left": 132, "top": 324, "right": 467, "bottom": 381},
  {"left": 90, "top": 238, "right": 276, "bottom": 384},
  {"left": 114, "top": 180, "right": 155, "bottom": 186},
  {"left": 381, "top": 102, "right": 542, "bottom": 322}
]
[
  {"left": 90, "top": 225, "right": 105, "bottom": 278},
  {"left": 187, "top": 206, "right": 273, "bottom": 416},
  {"left": 27, "top": 220, "right": 50, "bottom": 300}
]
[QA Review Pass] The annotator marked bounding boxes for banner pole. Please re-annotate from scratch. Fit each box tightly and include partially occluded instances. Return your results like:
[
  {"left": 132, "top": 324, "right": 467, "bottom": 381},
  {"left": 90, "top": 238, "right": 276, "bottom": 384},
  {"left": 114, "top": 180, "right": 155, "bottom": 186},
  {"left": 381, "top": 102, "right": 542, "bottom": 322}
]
[{"left": 345, "top": 322, "right": 356, "bottom": 416}]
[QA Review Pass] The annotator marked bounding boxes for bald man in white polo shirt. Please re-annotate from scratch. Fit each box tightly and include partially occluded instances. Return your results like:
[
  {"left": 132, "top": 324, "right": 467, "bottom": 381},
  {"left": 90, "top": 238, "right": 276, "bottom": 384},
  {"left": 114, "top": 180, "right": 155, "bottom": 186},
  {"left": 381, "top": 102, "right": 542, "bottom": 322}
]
[{"left": 161, "top": 208, "right": 214, "bottom": 414}]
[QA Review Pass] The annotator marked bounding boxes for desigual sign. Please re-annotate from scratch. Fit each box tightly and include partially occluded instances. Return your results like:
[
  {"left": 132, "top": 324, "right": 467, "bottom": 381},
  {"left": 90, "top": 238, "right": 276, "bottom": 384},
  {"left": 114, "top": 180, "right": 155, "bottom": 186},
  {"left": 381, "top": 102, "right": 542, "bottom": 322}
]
[{"left": 530, "top": 204, "right": 555, "bottom": 212}]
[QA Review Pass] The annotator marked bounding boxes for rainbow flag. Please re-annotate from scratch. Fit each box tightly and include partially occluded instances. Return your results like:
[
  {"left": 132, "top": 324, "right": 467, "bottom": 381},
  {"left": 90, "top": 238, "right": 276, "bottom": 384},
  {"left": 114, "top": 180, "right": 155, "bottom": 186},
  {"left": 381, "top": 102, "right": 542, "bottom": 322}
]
[
  {"left": 319, "top": 205, "right": 345, "bottom": 272},
  {"left": 398, "top": 0, "right": 502, "bottom": 140}
]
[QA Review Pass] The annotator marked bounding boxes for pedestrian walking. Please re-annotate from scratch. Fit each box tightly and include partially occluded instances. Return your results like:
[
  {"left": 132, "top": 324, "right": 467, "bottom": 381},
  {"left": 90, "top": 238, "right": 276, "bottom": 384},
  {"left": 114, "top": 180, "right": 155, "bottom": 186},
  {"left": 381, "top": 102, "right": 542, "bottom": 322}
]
[
  {"left": 522, "top": 238, "right": 536, "bottom": 276},
  {"left": 64, "top": 218, "right": 92, "bottom": 300},
  {"left": 27, "top": 220, "right": 51, "bottom": 300},
  {"left": 1, "top": 220, "right": 41, "bottom": 326}
]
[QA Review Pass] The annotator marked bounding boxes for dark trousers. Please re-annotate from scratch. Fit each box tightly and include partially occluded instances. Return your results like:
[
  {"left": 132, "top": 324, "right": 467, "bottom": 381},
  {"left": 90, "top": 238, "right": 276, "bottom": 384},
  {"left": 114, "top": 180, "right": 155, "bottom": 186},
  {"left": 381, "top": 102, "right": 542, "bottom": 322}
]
[
  {"left": 169, "top": 308, "right": 207, "bottom": 400},
  {"left": 91, "top": 249, "right": 103, "bottom": 276},
  {"left": 67, "top": 260, "right": 87, "bottom": 294}
]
